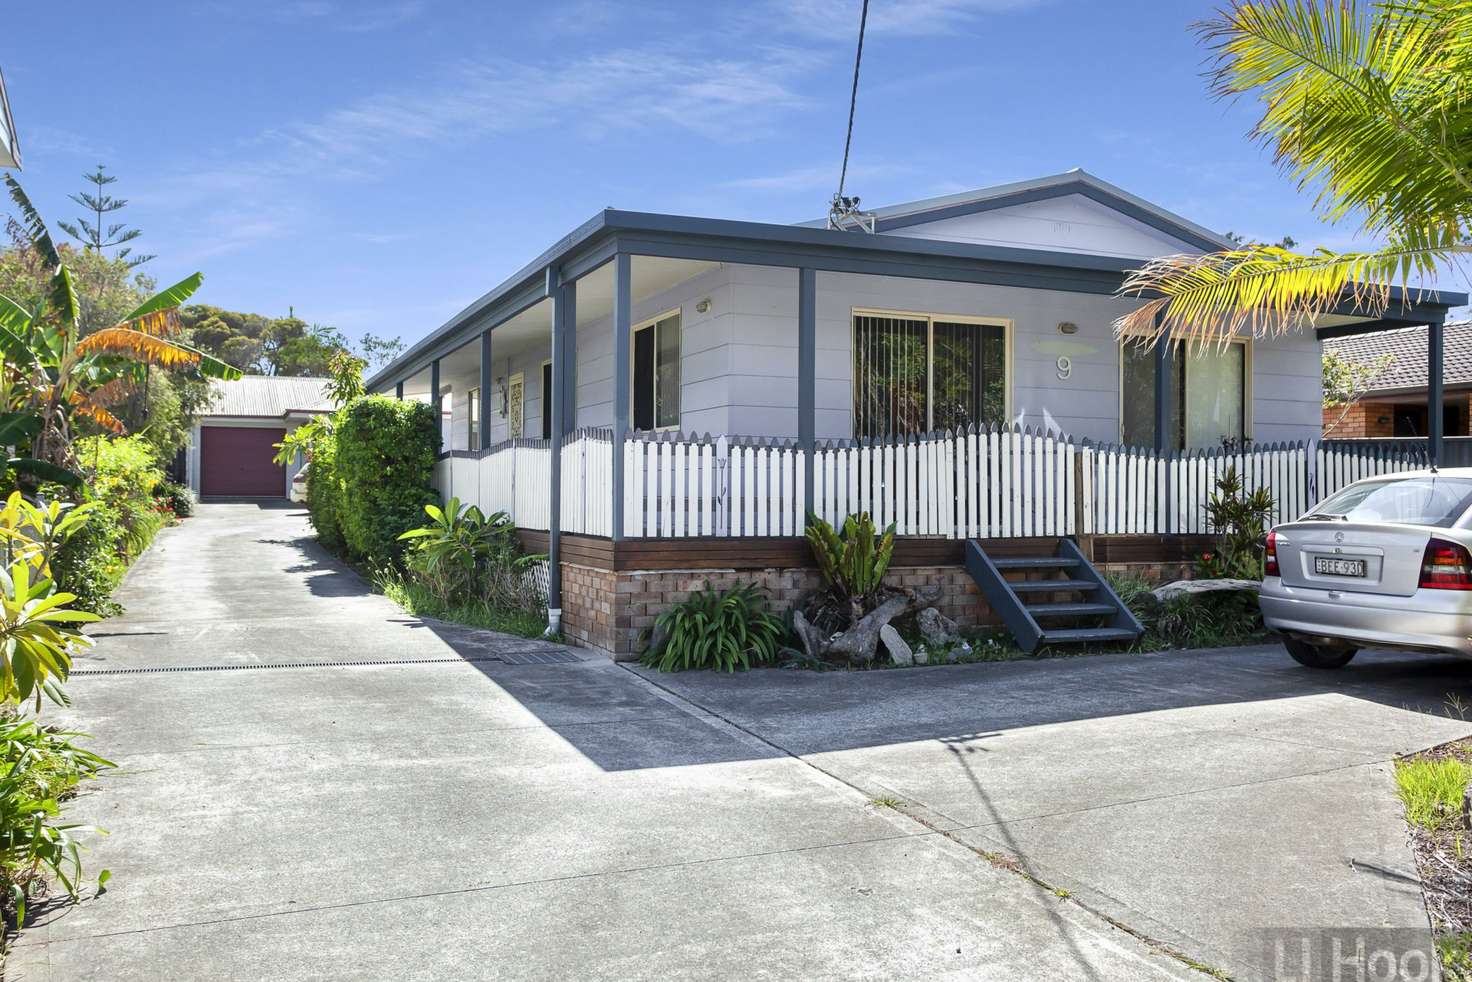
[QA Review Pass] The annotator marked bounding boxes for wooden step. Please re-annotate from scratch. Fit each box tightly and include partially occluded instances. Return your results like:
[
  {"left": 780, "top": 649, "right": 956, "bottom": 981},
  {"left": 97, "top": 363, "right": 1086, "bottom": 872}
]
[
  {"left": 1008, "top": 579, "right": 1100, "bottom": 594},
  {"left": 1024, "top": 602, "right": 1117, "bottom": 617},
  {"left": 993, "top": 557, "right": 1080, "bottom": 570},
  {"left": 1038, "top": 627, "right": 1141, "bottom": 645}
]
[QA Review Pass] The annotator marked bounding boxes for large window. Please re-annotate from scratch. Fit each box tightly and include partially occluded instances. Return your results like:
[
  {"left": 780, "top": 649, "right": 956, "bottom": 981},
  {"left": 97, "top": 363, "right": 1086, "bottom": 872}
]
[
  {"left": 1120, "top": 341, "right": 1247, "bottom": 449},
  {"left": 632, "top": 310, "right": 680, "bottom": 431},
  {"left": 852, "top": 312, "right": 1007, "bottom": 438}
]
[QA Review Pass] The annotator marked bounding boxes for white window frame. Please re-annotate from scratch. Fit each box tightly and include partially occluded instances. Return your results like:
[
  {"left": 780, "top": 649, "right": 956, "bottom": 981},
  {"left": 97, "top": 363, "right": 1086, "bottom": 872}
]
[
  {"left": 629, "top": 307, "right": 682, "bottom": 433},
  {"left": 1117, "top": 336, "right": 1254, "bottom": 447},
  {"left": 468, "top": 386, "right": 481, "bottom": 449},
  {"left": 849, "top": 307, "right": 1014, "bottom": 435}
]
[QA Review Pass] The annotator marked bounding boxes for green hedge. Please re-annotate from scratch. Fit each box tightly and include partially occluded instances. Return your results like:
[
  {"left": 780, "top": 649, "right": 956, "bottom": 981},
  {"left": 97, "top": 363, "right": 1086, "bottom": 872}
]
[
  {"left": 305, "top": 432, "right": 345, "bottom": 554},
  {"left": 334, "top": 396, "right": 439, "bottom": 564}
]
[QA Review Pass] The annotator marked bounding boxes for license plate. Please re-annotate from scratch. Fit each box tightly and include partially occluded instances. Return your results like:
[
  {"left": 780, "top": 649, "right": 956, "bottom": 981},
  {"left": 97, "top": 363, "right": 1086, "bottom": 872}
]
[{"left": 1314, "top": 557, "right": 1366, "bottom": 578}]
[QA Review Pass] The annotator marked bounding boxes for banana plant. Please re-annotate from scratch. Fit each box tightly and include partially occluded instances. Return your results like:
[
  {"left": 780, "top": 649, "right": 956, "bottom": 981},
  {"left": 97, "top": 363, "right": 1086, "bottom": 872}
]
[{"left": 0, "top": 175, "right": 240, "bottom": 491}]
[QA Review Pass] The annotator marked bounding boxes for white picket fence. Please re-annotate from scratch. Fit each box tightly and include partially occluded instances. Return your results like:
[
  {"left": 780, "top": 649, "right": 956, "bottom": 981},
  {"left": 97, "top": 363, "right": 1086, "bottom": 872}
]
[{"left": 430, "top": 425, "right": 1429, "bottom": 539}]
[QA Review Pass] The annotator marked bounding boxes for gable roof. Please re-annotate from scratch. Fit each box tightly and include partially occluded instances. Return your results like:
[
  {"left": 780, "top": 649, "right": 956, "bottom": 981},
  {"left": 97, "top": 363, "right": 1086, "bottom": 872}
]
[
  {"left": 798, "top": 169, "right": 1233, "bottom": 253},
  {"left": 1324, "top": 321, "right": 1472, "bottom": 395},
  {"left": 204, "top": 375, "right": 333, "bottom": 418}
]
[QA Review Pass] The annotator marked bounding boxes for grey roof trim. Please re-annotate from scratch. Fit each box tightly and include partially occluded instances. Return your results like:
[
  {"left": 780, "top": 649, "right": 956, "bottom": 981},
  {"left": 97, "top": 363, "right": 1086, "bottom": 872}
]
[
  {"left": 797, "top": 169, "right": 1234, "bottom": 253},
  {"left": 0, "top": 66, "right": 20, "bottom": 170},
  {"left": 366, "top": 206, "right": 1467, "bottom": 393}
]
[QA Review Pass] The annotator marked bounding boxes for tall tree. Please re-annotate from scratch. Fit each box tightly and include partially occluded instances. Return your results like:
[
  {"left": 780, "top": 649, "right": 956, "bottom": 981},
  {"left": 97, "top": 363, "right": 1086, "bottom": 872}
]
[
  {"left": 56, "top": 165, "right": 154, "bottom": 269},
  {"left": 1116, "top": 0, "right": 1472, "bottom": 344}
]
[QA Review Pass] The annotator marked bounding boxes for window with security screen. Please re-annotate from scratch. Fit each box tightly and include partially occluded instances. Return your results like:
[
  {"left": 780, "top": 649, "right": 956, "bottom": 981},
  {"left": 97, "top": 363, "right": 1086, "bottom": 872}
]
[{"left": 852, "top": 312, "right": 1006, "bottom": 439}]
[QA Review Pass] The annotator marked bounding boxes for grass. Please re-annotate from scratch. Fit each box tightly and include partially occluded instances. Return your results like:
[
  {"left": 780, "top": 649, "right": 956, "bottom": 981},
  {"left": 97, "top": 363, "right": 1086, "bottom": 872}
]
[
  {"left": 1395, "top": 741, "right": 1472, "bottom": 981},
  {"left": 377, "top": 572, "right": 549, "bottom": 640},
  {"left": 1397, "top": 757, "right": 1472, "bottom": 833}
]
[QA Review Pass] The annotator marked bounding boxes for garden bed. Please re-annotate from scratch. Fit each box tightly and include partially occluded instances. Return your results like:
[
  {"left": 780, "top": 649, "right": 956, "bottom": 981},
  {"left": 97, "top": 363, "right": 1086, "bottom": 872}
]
[{"left": 1396, "top": 741, "right": 1472, "bottom": 980}]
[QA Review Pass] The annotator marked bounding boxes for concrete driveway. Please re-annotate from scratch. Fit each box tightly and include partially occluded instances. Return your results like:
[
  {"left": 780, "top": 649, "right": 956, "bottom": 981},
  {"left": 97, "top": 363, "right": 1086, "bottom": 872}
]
[{"left": 10, "top": 503, "right": 1472, "bottom": 981}]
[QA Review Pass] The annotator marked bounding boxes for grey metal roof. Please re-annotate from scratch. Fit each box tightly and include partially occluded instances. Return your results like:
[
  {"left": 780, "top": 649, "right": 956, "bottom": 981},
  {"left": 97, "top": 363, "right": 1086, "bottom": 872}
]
[
  {"left": 1324, "top": 321, "right": 1472, "bottom": 395},
  {"left": 204, "top": 375, "right": 333, "bottom": 418},
  {"left": 0, "top": 65, "right": 20, "bottom": 170}
]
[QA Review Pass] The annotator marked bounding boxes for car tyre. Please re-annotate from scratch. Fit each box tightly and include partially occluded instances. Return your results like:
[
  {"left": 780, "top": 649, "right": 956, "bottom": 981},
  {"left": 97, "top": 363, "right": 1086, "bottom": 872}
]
[{"left": 1283, "top": 639, "right": 1358, "bottom": 669}]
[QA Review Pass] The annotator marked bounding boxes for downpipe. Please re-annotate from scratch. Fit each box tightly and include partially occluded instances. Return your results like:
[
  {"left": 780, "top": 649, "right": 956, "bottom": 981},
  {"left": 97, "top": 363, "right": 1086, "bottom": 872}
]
[{"left": 545, "top": 608, "right": 562, "bottom": 637}]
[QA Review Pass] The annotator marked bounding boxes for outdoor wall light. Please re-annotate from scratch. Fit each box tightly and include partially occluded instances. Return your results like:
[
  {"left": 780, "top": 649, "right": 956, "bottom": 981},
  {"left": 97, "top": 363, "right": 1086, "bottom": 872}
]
[
  {"left": 1057, "top": 321, "right": 1079, "bottom": 335},
  {"left": 695, "top": 298, "right": 712, "bottom": 314}
]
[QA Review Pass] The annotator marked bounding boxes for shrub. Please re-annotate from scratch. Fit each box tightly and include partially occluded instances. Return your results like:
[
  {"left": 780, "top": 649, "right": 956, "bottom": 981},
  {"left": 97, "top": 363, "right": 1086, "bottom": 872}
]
[
  {"left": 397, "top": 498, "right": 544, "bottom": 611},
  {"left": 1110, "top": 575, "right": 1266, "bottom": 651},
  {"left": 51, "top": 436, "right": 169, "bottom": 615},
  {"left": 304, "top": 433, "right": 345, "bottom": 554},
  {"left": 0, "top": 715, "right": 114, "bottom": 926},
  {"left": 640, "top": 581, "right": 786, "bottom": 673},
  {"left": 1198, "top": 466, "right": 1275, "bottom": 579},
  {"left": 151, "top": 480, "right": 193, "bottom": 518},
  {"left": 334, "top": 397, "right": 439, "bottom": 564}
]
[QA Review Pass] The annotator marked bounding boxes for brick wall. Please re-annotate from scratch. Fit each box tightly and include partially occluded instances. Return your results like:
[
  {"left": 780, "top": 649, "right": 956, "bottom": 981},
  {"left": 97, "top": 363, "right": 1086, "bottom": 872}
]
[
  {"left": 558, "top": 558, "right": 1194, "bottom": 661},
  {"left": 1323, "top": 400, "right": 1395, "bottom": 438}
]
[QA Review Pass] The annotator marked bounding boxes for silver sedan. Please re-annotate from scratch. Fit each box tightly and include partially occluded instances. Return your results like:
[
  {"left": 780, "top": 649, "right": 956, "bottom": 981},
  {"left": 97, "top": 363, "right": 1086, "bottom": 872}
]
[{"left": 1259, "top": 469, "right": 1472, "bottom": 668}]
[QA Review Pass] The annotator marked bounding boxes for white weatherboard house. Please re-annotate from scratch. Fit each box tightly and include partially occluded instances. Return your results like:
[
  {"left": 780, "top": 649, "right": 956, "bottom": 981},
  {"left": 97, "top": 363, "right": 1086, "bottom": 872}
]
[{"left": 367, "top": 170, "right": 1463, "bottom": 658}]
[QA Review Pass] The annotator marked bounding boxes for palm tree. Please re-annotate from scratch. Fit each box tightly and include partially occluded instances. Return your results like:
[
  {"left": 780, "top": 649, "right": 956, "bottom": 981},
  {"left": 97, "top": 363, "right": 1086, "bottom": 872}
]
[
  {"left": 0, "top": 176, "right": 240, "bottom": 489},
  {"left": 1115, "top": 0, "right": 1472, "bottom": 344}
]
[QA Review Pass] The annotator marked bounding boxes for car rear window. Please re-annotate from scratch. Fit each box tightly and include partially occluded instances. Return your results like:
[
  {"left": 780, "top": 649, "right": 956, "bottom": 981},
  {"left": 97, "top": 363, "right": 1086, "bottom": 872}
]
[{"left": 1312, "top": 476, "right": 1472, "bottom": 527}]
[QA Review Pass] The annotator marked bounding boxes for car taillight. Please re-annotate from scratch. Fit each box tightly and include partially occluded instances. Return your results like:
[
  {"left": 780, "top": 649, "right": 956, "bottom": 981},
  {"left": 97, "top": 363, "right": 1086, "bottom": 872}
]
[
  {"left": 1419, "top": 538, "right": 1472, "bottom": 591},
  {"left": 1264, "top": 530, "right": 1279, "bottom": 577}
]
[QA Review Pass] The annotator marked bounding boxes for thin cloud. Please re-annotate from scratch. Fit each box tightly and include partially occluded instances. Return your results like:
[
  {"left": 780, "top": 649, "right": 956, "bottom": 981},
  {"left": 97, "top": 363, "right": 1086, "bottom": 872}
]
[
  {"left": 721, "top": 161, "right": 912, "bottom": 193},
  {"left": 766, "top": 0, "right": 1047, "bottom": 38},
  {"left": 265, "top": 0, "right": 425, "bottom": 31}
]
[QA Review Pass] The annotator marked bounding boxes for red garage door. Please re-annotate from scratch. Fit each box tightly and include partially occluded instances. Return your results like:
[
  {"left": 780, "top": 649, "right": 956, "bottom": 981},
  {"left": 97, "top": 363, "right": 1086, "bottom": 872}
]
[{"left": 200, "top": 426, "right": 286, "bottom": 497}]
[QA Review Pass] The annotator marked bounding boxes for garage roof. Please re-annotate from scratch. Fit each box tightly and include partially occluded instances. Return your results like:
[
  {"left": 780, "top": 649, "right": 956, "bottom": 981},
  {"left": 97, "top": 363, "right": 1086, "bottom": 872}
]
[
  {"left": 205, "top": 376, "right": 333, "bottom": 418},
  {"left": 1323, "top": 321, "right": 1472, "bottom": 395}
]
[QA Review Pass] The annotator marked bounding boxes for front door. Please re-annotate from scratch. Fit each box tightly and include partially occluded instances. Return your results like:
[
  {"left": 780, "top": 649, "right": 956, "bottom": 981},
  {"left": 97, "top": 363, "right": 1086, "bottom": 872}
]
[{"left": 507, "top": 372, "right": 524, "bottom": 439}]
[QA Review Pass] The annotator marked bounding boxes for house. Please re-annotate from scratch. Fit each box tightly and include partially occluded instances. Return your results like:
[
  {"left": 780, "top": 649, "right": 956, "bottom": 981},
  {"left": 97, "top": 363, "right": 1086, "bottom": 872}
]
[
  {"left": 1324, "top": 321, "right": 1472, "bottom": 438},
  {"left": 1, "top": 64, "right": 22, "bottom": 169},
  {"left": 366, "top": 169, "right": 1464, "bottom": 658},
  {"left": 184, "top": 375, "right": 332, "bottom": 498}
]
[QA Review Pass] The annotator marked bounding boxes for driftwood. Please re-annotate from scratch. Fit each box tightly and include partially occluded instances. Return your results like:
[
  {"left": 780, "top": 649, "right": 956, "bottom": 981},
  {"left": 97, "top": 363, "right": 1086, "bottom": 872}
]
[{"left": 797, "top": 586, "right": 942, "bottom": 665}]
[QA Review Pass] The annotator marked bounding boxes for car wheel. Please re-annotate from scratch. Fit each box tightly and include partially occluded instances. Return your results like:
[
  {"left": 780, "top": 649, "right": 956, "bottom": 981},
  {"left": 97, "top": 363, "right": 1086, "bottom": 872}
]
[{"left": 1283, "top": 639, "right": 1358, "bottom": 669}]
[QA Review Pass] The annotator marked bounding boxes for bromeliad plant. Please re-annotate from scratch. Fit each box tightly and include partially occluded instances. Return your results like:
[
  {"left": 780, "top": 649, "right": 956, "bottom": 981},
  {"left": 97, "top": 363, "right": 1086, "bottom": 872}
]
[
  {"left": 396, "top": 497, "right": 539, "bottom": 609},
  {"left": 640, "top": 581, "right": 786, "bottom": 673},
  {"left": 804, "top": 512, "right": 896, "bottom": 625},
  {"left": 0, "top": 175, "right": 239, "bottom": 493}
]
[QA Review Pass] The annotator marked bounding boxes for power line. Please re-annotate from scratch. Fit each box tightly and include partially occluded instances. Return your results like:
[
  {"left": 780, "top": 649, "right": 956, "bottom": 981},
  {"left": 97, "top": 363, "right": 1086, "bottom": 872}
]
[{"left": 836, "top": 0, "right": 870, "bottom": 203}]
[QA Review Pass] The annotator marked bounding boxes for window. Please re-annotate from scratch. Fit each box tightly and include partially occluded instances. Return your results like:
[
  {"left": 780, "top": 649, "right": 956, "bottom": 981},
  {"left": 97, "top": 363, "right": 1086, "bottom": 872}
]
[
  {"left": 852, "top": 312, "right": 1006, "bottom": 438},
  {"left": 468, "top": 387, "right": 480, "bottom": 449},
  {"left": 632, "top": 310, "right": 680, "bottom": 431},
  {"left": 541, "top": 361, "right": 553, "bottom": 440},
  {"left": 1314, "top": 476, "right": 1472, "bottom": 528},
  {"left": 1120, "top": 341, "right": 1247, "bottom": 449}
]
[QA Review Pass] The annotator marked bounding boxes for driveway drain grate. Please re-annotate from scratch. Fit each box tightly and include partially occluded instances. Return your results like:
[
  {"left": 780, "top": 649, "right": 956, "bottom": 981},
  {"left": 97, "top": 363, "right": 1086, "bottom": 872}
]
[{"left": 71, "top": 652, "right": 581, "bottom": 675}]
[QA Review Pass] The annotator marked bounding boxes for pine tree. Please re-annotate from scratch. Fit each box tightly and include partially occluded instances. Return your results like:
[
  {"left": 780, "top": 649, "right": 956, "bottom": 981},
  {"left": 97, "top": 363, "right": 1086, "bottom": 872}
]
[{"left": 57, "top": 164, "right": 154, "bottom": 268}]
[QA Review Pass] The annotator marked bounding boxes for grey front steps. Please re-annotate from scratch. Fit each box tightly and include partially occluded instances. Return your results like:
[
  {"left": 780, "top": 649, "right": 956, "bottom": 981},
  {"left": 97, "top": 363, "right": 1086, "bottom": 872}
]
[{"left": 963, "top": 540, "right": 1145, "bottom": 654}]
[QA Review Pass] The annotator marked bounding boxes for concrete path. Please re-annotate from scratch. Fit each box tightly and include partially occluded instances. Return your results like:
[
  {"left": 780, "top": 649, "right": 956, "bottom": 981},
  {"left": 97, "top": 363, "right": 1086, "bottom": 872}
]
[{"left": 11, "top": 504, "right": 1199, "bottom": 982}]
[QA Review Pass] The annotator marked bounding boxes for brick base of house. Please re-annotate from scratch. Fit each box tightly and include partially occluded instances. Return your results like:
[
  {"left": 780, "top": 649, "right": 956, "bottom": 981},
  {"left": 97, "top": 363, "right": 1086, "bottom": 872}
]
[{"left": 559, "top": 559, "right": 1195, "bottom": 661}]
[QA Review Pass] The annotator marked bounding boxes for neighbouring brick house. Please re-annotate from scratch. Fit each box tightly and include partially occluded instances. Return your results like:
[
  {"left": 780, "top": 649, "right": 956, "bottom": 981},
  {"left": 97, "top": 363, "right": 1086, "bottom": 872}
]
[{"left": 1324, "top": 321, "right": 1472, "bottom": 438}]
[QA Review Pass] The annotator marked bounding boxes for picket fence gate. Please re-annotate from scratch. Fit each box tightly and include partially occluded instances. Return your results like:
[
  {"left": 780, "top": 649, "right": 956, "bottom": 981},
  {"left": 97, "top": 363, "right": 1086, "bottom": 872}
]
[{"left": 431, "top": 424, "right": 1430, "bottom": 540}]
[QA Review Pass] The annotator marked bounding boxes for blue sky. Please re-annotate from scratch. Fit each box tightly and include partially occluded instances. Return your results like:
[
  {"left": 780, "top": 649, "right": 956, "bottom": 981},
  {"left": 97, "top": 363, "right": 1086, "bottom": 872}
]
[{"left": 5, "top": 0, "right": 1454, "bottom": 347}]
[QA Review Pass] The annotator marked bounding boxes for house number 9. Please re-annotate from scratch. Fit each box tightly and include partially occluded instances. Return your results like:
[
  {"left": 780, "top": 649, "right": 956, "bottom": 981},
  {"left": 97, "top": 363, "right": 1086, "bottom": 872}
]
[{"left": 1056, "top": 356, "right": 1072, "bottom": 380}]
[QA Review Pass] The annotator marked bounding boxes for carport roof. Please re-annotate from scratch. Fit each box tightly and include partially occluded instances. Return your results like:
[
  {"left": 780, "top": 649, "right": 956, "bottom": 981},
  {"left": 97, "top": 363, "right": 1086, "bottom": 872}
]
[{"left": 205, "top": 375, "right": 333, "bottom": 418}]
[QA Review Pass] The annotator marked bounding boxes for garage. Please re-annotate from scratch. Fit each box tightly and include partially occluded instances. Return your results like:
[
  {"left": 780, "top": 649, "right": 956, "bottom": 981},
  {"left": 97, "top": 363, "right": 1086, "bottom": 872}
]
[{"left": 200, "top": 425, "right": 287, "bottom": 497}]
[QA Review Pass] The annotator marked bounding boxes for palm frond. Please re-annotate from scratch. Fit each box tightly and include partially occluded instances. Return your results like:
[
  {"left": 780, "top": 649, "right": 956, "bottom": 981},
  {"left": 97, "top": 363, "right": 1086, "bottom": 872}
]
[
  {"left": 1115, "top": 238, "right": 1470, "bottom": 346},
  {"left": 3, "top": 175, "right": 60, "bottom": 268},
  {"left": 1198, "top": 0, "right": 1472, "bottom": 239},
  {"left": 47, "top": 265, "right": 78, "bottom": 332}
]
